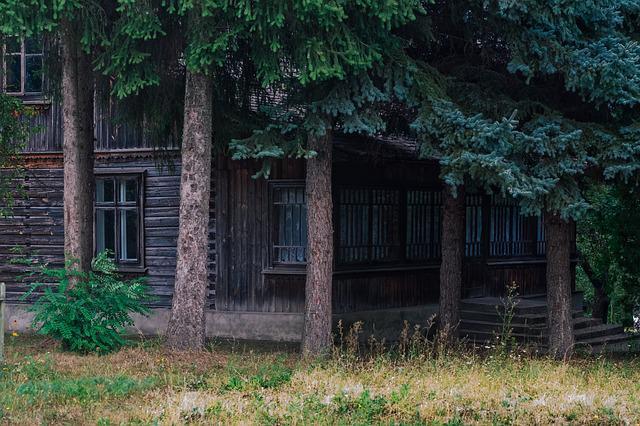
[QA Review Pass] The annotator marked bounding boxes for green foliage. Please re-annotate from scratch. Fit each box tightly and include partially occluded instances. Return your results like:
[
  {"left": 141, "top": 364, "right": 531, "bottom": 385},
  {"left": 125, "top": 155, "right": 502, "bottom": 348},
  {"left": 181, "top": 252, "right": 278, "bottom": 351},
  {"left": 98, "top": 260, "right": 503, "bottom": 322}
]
[
  {"left": 17, "top": 375, "right": 156, "bottom": 404},
  {"left": 0, "top": 94, "right": 30, "bottom": 215},
  {"left": 577, "top": 184, "right": 640, "bottom": 327},
  {"left": 408, "top": 1, "right": 640, "bottom": 219},
  {"left": 333, "top": 389, "right": 389, "bottom": 424},
  {"left": 222, "top": 358, "right": 293, "bottom": 391},
  {"left": 22, "top": 252, "right": 152, "bottom": 354}
]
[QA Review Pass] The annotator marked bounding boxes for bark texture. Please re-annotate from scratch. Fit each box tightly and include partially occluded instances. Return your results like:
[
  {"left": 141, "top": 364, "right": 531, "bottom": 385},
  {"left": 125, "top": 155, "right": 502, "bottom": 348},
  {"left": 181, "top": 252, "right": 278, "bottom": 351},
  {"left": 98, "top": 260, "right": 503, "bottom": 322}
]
[
  {"left": 61, "top": 20, "right": 95, "bottom": 273},
  {"left": 166, "top": 70, "right": 213, "bottom": 350},
  {"left": 439, "top": 185, "right": 465, "bottom": 341},
  {"left": 301, "top": 128, "right": 334, "bottom": 358},
  {"left": 545, "top": 213, "right": 575, "bottom": 359},
  {"left": 580, "top": 257, "right": 609, "bottom": 322}
]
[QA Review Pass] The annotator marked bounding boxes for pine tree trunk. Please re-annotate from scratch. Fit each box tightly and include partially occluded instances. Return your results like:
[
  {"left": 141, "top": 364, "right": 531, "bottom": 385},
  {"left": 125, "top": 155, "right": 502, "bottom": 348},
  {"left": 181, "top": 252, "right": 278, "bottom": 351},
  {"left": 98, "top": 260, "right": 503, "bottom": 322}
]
[
  {"left": 545, "top": 213, "right": 574, "bottom": 359},
  {"left": 301, "top": 128, "right": 333, "bottom": 358},
  {"left": 166, "top": 70, "right": 213, "bottom": 350},
  {"left": 439, "top": 185, "right": 465, "bottom": 341},
  {"left": 61, "top": 20, "right": 95, "bottom": 274}
]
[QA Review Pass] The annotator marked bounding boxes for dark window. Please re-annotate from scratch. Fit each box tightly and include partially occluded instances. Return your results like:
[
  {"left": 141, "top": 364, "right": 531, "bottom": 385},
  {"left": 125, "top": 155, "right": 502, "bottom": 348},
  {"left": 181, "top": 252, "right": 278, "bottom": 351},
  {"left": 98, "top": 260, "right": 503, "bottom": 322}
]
[
  {"left": 465, "top": 194, "right": 483, "bottom": 257},
  {"left": 337, "top": 187, "right": 402, "bottom": 265},
  {"left": 95, "top": 175, "right": 144, "bottom": 269},
  {"left": 271, "top": 182, "right": 307, "bottom": 265},
  {"left": 489, "top": 196, "right": 539, "bottom": 257},
  {"left": 406, "top": 189, "right": 441, "bottom": 260},
  {"left": 2, "top": 36, "right": 43, "bottom": 96}
]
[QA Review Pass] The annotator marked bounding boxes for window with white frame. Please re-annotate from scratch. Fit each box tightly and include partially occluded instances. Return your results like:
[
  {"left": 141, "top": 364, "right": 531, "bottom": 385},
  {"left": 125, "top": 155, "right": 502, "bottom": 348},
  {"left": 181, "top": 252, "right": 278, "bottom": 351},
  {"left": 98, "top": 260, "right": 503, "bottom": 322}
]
[
  {"left": 2, "top": 36, "right": 44, "bottom": 96},
  {"left": 95, "top": 175, "right": 144, "bottom": 269}
]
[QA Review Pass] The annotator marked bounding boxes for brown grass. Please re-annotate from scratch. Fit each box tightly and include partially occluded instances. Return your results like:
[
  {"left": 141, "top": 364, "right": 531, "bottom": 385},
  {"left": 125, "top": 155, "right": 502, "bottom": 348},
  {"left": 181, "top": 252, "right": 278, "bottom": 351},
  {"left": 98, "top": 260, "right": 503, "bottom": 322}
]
[{"left": 0, "top": 335, "right": 639, "bottom": 425}]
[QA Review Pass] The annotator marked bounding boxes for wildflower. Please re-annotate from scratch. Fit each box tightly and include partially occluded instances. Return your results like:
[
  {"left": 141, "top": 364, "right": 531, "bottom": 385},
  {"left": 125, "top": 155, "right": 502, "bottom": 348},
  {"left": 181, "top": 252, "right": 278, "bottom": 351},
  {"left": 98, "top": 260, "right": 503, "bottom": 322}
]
[{"left": 11, "top": 332, "right": 18, "bottom": 337}]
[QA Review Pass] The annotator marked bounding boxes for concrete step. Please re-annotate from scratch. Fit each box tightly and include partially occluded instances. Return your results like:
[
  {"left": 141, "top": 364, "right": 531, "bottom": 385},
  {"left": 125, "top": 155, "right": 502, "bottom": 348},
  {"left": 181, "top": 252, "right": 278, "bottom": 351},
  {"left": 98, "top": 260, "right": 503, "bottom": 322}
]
[
  {"left": 573, "top": 317, "right": 602, "bottom": 330},
  {"left": 459, "top": 309, "right": 584, "bottom": 325},
  {"left": 460, "top": 329, "right": 545, "bottom": 345},
  {"left": 459, "top": 301, "right": 546, "bottom": 315},
  {"left": 575, "top": 324, "right": 624, "bottom": 341},
  {"left": 576, "top": 333, "right": 640, "bottom": 353},
  {"left": 460, "top": 320, "right": 545, "bottom": 336}
]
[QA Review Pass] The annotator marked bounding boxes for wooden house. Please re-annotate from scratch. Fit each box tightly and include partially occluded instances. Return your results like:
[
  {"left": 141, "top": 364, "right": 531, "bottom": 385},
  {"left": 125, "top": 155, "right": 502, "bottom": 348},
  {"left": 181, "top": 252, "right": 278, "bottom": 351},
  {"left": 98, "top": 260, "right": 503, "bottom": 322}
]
[{"left": 2, "top": 35, "right": 604, "bottom": 345}]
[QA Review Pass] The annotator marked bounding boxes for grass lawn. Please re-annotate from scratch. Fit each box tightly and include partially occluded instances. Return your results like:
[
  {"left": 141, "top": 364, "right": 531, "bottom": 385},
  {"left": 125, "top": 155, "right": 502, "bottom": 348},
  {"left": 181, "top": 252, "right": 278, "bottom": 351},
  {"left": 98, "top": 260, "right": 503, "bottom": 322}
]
[{"left": 0, "top": 335, "right": 639, "bottom": 425}]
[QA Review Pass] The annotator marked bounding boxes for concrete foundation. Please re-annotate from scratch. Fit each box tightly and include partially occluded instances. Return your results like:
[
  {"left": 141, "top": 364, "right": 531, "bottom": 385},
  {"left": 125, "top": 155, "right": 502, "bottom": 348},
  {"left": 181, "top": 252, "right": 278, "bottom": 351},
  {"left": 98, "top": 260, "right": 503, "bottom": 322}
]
[{"left": 4, "top": 303, "right": 439, "bottom": 342}]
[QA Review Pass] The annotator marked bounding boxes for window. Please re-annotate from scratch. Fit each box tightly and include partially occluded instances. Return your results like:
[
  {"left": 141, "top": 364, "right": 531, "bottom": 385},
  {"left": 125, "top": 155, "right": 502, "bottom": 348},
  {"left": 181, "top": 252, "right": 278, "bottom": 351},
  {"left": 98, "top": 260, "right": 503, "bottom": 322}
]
[
  {"left": 489, "top": 196, "right": 539, "bottom": 257},
  {"left": 2, "top": 36, "right": 44, "bottom": 96},
  {"left": 271, "top": 182, "right": 307, "bottom": 265},
  {"left": 337, "top": 187, "right": 402, "bottom": 265},
  {"left": 465, "top": 194, "right": 483, "bottom": 257},
  {"left": 406, "top": 189, "right": 441, "bottom": 260},
  {"left": 95, "top": 175, "right": 144, "bottom": 269}
]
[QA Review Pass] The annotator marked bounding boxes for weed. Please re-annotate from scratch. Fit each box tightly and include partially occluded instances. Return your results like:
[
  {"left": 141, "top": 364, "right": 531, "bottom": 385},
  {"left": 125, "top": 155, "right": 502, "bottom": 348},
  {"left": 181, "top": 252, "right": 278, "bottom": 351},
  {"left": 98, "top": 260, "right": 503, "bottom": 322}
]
[
  {"left": 16, "top": 375, "right": 157, "bottom": 404},
  {"left": 222, "top": 358, "right": 293, "bottom": 392},
  {"left": 495, "top": 281, "right": 519, "bottom": 356}
]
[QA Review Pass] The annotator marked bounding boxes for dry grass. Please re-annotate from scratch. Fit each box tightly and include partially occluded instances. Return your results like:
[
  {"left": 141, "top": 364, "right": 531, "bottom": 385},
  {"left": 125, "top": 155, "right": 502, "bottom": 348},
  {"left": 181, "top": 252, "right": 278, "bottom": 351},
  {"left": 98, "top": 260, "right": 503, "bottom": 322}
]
[{"left": 0, "top": 335, "right": 639, "bottom": 425}]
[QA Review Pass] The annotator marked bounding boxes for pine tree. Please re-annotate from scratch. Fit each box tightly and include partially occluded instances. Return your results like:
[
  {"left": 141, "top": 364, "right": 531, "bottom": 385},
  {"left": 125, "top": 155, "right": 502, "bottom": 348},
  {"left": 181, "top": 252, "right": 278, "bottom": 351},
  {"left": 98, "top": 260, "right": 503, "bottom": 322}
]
[
  {"left": 227, "top": 0, "right": 423, "bottom": 357},
  {"left": 407, "top": 0, "right": 640, "bottom": 358},
  {"left": 0, "top": 1, "right": 111, "bottom": 273}
]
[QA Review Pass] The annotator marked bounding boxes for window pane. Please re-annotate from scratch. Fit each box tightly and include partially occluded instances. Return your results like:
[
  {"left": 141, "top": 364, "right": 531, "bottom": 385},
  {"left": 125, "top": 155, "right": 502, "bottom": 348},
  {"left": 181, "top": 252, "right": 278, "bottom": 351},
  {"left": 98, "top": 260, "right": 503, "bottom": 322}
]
[
  {"left": 119, "top": 178, "right": 138, "bottom": 203},
  {"left": 273, "top": 186, "right": 307, "bottom": 263},
  {"left": 96, "top": 210, "right": 116, "bottom": 255},
  {"left": 406, "top": 190, "right": 441, "bottom": 260},
  {"left": 5, "top": 54, "right": 20, "bottom": 92},
  {"left": 338, "top": 188, "right": 400, "bottom": 264},
  {"left": 4, "top": 37, "right": 20, "bottom": 54},
  {"left": 24, "top": 36, "right": 42, "bottom": 54},
  {"left": 25, "top": 55, "right": 42, "bottom": 92},
  {"left": 120, "top": 209, "right": 139, "bottom": 261},
  {"left": 465, "top": 194, "right": 483, "bottom": 257},
  {"left": 96, "top": 179, "right": 115, "bottom": 203},
  {"left": 490, "top": 196, "right": 536, "bottom": 257}
]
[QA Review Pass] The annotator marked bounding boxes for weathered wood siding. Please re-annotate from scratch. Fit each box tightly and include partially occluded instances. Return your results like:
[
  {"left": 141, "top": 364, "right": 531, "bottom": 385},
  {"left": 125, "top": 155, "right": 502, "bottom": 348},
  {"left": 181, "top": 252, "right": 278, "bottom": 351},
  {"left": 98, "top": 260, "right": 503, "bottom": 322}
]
[
  {"left": 22, "top": 100, "right": 172, "bottom": 153},
  {"left": 215, "top": 154, "right": 572, "bottom": 313},
  {"left": 0, "top": 152, "right": 210, "bottom": 308},
  {"left": 216, "top": 158, "right": 442, "bottom": 313}
]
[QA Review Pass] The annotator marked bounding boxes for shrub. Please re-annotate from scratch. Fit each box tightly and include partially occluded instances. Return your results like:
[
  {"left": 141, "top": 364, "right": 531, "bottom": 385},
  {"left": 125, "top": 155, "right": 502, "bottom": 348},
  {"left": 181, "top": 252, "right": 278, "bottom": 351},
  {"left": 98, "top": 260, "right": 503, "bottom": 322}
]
[{"left": 22, "top": 252, "right": 151, "bottom": 354}]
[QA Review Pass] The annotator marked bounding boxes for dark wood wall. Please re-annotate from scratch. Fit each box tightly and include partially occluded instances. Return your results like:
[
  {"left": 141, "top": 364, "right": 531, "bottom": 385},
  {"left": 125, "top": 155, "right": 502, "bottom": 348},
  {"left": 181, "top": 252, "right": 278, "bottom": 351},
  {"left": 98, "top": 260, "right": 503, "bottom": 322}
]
[
  {"left": 215, "top": 155, "right": 566, "bottom": 314},
  {"left": 22, "top": 100, "right": 171, "bottom": 153},
  {"left": 215, "top": 157, "right": 443, "bottom": 313},
  {"left": 0, "top": 152, "right": 203, "bottom": 308}
]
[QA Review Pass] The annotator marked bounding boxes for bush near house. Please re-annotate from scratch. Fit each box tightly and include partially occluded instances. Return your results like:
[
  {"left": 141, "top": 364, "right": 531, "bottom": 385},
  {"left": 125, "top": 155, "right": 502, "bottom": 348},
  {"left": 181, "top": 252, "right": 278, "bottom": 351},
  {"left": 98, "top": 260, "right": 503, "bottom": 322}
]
[{"left": 21, "top": 252, "right": 151, "bottom": 354}]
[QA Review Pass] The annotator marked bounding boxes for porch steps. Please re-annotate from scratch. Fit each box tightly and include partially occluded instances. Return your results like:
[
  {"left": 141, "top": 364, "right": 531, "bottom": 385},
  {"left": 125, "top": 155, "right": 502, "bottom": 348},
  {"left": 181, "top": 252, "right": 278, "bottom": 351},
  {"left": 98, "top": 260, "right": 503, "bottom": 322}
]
[{"left": 458, "top": 296, "right": 640, "bottom": 353}]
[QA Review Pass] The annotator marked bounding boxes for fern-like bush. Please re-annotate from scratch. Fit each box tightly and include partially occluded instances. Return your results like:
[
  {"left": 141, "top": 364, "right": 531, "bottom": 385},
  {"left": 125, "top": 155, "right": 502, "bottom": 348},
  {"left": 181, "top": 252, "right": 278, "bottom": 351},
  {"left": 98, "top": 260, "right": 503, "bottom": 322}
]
[{"left": 22, "top": 252, "right": 151, "bottom": 354}]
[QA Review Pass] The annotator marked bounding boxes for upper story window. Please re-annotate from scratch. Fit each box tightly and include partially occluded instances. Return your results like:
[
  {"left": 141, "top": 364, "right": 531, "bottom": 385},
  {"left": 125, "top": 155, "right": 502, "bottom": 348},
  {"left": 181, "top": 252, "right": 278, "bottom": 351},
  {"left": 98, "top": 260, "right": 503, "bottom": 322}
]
[
  {"left": 270, "top": 182, "right": 307, "bottom": 266},
  {"left": 2, "top": 36, "right": 44, "bottom": 97},
  {"left": 95, "top": 174, "right": 145, "bottom": 271}
]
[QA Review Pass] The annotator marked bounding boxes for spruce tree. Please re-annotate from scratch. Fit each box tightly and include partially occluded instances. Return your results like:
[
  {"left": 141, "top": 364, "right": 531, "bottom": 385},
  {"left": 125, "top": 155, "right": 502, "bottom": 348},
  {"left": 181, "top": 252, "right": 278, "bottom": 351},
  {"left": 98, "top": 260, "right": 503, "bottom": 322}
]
[
  {"left": 407, "top": 0, "right": 640, "bottom": 358},
  {"left": 0, "top": 1, "right": 112, "bottom": 273},
  {"left": 227, "top": 0, "right": 423, "bottom": 357}
]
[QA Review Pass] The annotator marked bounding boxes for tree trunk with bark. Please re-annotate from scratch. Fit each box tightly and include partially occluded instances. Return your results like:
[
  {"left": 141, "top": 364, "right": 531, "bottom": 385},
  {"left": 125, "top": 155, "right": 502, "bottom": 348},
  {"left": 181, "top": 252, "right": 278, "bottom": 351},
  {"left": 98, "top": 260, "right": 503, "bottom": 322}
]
[
  {"left": 439, "top": 185, "right": 465, "bottom": 341},
  {"left": 61, "top": 20, "right": 95, "bottom": 274},
  {"left": 301, "top": 128, "right": 334, "bottom": 358},
  {"left": 546, "top": 213, "right": 575, "bottom": 359},
  {"left": 580, "top": 257, "right": 609, "bottom": 322},
  {"left": 166, "top": 70, "right": 213, "bottom": 351}
]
